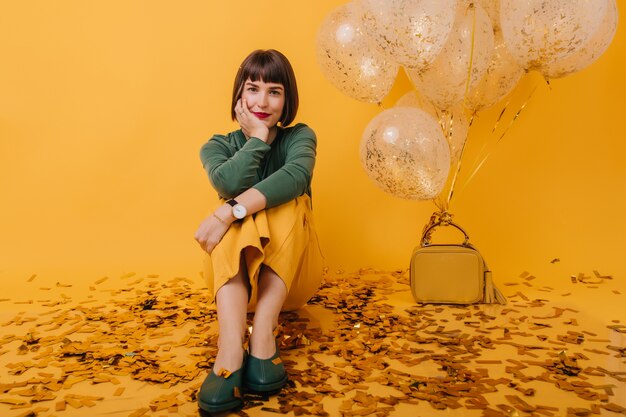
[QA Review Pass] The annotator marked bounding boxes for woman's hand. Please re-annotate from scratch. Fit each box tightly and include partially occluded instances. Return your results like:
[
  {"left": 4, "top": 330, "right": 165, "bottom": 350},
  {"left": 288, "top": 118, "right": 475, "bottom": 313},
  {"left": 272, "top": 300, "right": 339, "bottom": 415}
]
[
  {"left": 194, "top": 209, "right": 232, "bottom": 254},
  {"left": 235, "top": 98, "right": 269, "bottom": 142}
]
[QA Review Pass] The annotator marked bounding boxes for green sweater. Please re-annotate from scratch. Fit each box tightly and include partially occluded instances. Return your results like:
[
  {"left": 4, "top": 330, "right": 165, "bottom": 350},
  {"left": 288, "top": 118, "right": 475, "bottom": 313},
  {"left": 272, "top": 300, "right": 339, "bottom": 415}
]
[{"left": 200, "top": 123, "right": 316, "bottom": 208}]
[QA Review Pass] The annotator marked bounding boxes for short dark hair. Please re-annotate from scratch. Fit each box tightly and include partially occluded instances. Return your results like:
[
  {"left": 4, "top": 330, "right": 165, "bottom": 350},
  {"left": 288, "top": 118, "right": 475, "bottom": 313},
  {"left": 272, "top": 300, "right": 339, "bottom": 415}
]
[{"left": 231, "top": 49, "right": 299, "bottom": 127}]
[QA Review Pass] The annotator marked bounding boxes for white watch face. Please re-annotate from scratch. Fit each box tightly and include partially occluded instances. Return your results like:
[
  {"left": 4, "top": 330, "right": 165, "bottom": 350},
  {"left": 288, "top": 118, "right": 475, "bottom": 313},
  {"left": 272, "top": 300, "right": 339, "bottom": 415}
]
[{"left": 232, "top": 204, "right": 247, "bottom": 219}]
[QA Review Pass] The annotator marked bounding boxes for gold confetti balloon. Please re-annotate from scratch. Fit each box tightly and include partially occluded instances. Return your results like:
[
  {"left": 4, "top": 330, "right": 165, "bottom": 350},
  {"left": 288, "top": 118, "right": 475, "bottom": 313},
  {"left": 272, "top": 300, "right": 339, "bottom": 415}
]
[
  {"left": 542, "top": 0, "right": 619, "bottom": 79},
  {"left": 500, "top": 0, "right": 609, "bottom": 71},
  {"left": 475, "top": 0, "right": 500, "bottom": 30},
  {"left": 465, "top": 29, "right": 525, "bottom": 113},
  {"left": 316, "top": 1, "right": 399, "bottom": 103},
  {"left": 359, "top": 107, "right": 451, "bottom": 200},
  {"left": 396, "top": 91, "right": 469, "bottom": 165},
  {"left": 395, "top": 90, "right": 428, "bottom": 109},
  {"left": 360, "top": 0, "right": 458, "bottom": 70},
  {"left": 408, "top": 3, "right": 495, "bottom": 110}
]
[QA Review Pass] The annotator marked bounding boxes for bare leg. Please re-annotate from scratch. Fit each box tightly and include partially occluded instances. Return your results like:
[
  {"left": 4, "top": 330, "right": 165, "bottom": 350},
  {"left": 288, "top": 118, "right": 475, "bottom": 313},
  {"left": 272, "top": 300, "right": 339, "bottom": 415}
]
[
  {"left": 212, "top": 255, "right": 249, "bottom": 373},
  {"left": 249, "top": 265, "right": 287, "bottom": 359}
]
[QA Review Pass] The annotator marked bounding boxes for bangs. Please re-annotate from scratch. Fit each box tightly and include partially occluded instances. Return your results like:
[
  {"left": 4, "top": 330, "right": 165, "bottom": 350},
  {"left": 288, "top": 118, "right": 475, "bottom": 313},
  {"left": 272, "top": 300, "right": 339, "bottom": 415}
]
[{"left": 244, "top": 54, "right": 288, "bottom": 86}]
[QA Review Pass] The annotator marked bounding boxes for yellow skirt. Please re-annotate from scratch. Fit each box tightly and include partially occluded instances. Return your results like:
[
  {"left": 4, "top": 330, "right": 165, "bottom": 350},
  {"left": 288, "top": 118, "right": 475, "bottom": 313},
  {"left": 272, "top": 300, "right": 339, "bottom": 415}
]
[{"left": 203, "top": 195, "right": 324, "bottom": 311}]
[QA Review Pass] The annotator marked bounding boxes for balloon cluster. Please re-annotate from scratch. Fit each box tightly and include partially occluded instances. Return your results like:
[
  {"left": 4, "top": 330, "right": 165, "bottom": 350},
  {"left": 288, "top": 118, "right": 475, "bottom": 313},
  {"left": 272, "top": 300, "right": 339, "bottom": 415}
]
[{"left": 317, "top": 0, "right": 618, "bottom": 201}]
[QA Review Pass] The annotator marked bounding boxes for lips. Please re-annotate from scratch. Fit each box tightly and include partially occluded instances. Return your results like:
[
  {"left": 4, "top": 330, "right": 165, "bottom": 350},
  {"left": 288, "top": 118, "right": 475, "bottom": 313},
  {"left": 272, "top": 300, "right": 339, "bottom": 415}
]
[{"left": 252, "top": 112, "right": 271, "bottom": 119}]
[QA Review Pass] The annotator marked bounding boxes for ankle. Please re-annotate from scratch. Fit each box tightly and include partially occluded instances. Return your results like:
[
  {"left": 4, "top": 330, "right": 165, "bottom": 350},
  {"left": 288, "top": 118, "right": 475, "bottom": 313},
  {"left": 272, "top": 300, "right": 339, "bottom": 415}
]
[
  {"left": 249, "top": 331, "right": 278, "bottom": 359},
  {"left": 250, "top": 320, "right": 277, "bottom": 335},
  {"left": 213, "top": 345, "right": 245, "bottom": 373},
  {"left": 217, "top": 333, "right": 245, "bottom": 350}
]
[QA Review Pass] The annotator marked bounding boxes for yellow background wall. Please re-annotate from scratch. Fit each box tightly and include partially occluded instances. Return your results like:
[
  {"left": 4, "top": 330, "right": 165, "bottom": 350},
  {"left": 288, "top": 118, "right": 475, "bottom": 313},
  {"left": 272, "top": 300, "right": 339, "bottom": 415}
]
[{"left": 1, "top": 1, "right": 625, "bottom": 290}]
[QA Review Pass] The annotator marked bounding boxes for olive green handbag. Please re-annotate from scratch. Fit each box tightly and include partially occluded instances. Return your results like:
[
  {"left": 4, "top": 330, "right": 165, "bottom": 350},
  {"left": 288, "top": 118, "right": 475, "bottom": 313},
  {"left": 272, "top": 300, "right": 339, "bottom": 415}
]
[{"left": 410, "top": 216, "right": 506, "bottom": 305}]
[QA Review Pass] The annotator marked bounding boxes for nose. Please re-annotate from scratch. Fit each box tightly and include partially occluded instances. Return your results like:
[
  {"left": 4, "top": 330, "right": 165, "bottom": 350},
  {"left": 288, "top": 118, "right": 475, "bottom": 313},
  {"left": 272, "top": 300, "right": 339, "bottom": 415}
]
[{"left": 257, "top": 91, "right": 268, "bottom": 109}]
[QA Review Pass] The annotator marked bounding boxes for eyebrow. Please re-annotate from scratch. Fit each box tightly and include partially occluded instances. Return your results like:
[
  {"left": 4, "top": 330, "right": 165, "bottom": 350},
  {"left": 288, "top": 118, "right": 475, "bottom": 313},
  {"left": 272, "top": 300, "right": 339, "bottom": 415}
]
[{"left": 245, "top": 81, "right": 284, "bottom": 91}]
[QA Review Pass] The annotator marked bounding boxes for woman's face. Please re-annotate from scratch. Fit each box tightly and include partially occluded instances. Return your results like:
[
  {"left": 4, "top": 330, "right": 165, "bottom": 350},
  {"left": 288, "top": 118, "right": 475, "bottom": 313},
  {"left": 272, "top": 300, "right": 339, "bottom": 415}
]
[{"left": 241, "top": 78, "right": 285, "bottom": 128}]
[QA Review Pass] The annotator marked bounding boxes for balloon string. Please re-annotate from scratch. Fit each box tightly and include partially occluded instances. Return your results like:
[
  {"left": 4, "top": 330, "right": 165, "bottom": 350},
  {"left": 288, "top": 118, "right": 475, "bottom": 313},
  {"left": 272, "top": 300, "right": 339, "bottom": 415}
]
[
  {"left": 492, "top": 100, "right": 510, "bottom": 134},
  {"left": 438, "top": 2, "right": 476, "bottom": 211},
  {"left": 434, "top": 111, "right": 454, "bottom": 211},
  {"left": 462, "top": 3, "right": 477, "bottom": 105},
  {"left": 466, "top": 96, "right": 512, "bottom": 176},
  {"left": 444, "top": 112, "right": 465, "bottom": 207},
  {"left": 434, "top": 112, "right": 454, "bottom": 211},
  {"left": 459, "top": 82, "right": 540, "bottom": 193}
]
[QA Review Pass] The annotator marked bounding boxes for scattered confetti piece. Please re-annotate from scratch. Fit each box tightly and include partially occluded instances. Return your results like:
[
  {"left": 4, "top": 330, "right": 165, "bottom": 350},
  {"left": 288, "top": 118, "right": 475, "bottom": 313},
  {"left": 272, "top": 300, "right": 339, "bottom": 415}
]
[
  {"left": 0, "top": 268, "right": 622, "bottom": 417},
  {"left": 128, "top": 407, "right": 150, "bottom": 417}
]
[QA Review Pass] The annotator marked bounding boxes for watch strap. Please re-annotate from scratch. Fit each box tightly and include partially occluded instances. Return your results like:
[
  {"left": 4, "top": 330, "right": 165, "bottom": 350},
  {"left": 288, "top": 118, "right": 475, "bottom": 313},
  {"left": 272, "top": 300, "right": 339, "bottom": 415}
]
[{"left": 226, "top": 199, "right": 238, "bottom": 207}]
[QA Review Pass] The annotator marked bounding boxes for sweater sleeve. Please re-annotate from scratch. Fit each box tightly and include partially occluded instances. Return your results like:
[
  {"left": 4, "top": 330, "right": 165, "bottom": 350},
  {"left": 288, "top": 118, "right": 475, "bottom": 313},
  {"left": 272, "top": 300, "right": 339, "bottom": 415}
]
[
  {"left": 200, "top": 134, "right": 271, "bottom": 199},
  {"left": 253, "top": 124, "right": 317, "bottom": 208}
]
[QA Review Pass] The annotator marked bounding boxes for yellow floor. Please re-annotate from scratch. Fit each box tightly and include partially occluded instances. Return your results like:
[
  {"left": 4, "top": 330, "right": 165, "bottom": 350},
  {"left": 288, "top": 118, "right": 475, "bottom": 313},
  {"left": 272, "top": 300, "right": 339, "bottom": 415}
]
[{"left": 0, "top": 268, "right": 624, "bottom": 417}]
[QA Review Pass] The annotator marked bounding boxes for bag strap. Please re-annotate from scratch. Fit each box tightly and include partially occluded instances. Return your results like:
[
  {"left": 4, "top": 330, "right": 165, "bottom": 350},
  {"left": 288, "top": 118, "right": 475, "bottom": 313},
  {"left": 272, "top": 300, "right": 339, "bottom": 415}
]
[{"left": 421, "top": 211, "right": 470, "bottom": 247}]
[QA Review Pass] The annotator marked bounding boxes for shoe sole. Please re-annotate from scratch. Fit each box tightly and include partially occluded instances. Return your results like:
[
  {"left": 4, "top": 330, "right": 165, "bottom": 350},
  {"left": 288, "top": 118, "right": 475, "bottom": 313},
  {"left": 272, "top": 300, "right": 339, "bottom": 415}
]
[
  {"left": 244, "top": 374, "right": 288, "bottom": 393},
  {"left": 198, "top": 398, "right": 242, "bottom": 414}
]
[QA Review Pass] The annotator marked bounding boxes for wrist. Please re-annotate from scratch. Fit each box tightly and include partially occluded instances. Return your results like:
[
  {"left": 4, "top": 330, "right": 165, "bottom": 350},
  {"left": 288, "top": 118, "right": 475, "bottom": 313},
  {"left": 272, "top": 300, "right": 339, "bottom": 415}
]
[
  {"left": 214, "top": 204, "right": 236, "bottom": 224},
  {"left": 225, "top": 199, "right": 248, "bottom": 220},
  {"left": 249, "top": 127, "right": 269, "bottom": 142}
]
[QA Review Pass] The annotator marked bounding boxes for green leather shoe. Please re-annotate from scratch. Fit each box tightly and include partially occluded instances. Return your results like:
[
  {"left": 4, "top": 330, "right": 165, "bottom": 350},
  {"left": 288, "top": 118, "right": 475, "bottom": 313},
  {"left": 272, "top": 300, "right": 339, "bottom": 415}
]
[
  {"left": 198, "top": 353, "right": 246, "bottom": 414},
  {"left": 244, "top": 341, "right": 287, "bottom": 393}
]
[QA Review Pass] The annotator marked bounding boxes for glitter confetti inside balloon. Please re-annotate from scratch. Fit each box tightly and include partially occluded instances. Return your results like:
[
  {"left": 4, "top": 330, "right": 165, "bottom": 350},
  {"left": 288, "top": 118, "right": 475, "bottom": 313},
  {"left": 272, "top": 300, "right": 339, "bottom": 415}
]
[
  {"left": 500, "top": 0, "right": 609, "bottom": 71},
  {"left": 465, "top": 29, "right": 525, "bottom": 113},
  {"left": 542, "top": 0, "right": 619, "bottom": 79},
  {"left": 316, "top": 1, "right": 399, "bottom": 103},
  {"left": 360, "top": 107, "right": 451, "bottom": 200},
  {"left": 408, "top": 3, "right": 495, "bottom": 110},
  {"left": 360, "top": 0, "right": 457, "bottom": 70},
  {"left": 395, "top": 91, "right": 469, "bottom": 165},
  {"left": 475, "top": 0, "right": 500, "bottom": 30}
]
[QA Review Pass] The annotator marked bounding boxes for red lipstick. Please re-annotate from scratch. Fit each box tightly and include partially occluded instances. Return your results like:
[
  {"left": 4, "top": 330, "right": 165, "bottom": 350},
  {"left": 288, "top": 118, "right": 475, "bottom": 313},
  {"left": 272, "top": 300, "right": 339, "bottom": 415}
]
[{"left": 253, "top": 112, "right": 270, "bottom": 119}]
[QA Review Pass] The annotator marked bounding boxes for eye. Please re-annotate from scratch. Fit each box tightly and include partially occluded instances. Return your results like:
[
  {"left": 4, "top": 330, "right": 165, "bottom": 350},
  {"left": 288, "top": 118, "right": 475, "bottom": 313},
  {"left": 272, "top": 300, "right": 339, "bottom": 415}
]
[
  {"left": 270, "top": 90, "right": 282, "bottom": 95},
  {"left": 246, "top": 86, "right": 258, "bottom": 92}
]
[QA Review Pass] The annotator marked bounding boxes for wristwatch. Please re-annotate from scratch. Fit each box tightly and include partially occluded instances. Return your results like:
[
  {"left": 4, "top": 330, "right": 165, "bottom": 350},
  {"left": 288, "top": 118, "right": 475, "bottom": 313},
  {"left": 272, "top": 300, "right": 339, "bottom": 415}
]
[{"left": 226, "top": 199, "right": 247, "bottom": 219}]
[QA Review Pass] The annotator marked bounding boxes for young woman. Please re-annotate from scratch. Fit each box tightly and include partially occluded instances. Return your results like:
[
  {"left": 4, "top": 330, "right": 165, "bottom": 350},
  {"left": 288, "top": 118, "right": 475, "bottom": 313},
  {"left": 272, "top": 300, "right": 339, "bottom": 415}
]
[{"left": 194, "top": 49, "right": 323, "bottom": 414}]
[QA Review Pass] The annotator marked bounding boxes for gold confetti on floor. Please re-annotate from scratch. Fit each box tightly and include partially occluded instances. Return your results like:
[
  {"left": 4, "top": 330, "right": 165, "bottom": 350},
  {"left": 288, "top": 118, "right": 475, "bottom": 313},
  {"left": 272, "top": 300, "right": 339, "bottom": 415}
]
[{"left": 0, "top": 269, "right": 624, "bottom": 417}]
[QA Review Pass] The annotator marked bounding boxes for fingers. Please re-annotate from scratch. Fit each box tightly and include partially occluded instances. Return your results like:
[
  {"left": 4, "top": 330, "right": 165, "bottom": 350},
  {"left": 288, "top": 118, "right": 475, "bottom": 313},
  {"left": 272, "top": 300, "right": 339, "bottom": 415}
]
[
  {"left": 194, "top": 216, "right": 228, "bottom": 254},
  {"left": 194, "top": 232, "right": 207, "bottom": 251},
  {"left": 194, "top": 222, "right": 211, "bottom": 252},
  {"left": 195, "top": 234, "right": 216, "bottom": 254},
  {"left": 205, "top": 241, "right": 216, "bottom": 255},
  {"left": 236, "top": 98, "right": 248, "bottom": 119},
  {"left": 236, "top": 99, "right": 252, "bottom": 138}
]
